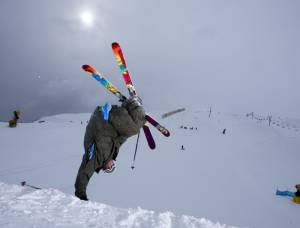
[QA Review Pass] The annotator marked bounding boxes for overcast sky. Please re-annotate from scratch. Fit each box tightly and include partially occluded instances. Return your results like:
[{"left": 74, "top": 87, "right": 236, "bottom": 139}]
[{"left": 0, "top": 0, "right": 299, "bottom": 121}]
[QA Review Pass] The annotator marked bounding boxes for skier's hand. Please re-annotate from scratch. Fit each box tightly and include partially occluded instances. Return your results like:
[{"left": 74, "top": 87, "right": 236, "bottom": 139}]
[
  {"left": 103, "top": 159, "right": 115, "bottom": 170},
  {"left": 122, "top": 96, "right": 143, "bottom": 108}
]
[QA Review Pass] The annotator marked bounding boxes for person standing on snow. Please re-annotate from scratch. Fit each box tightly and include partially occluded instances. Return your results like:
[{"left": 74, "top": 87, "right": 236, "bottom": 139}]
[{"left": 74, "top": 96, "right": 145, "bottom": 201}]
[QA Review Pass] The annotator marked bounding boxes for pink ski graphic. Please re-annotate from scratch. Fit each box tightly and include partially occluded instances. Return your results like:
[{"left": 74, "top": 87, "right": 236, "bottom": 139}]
[{"left": 112, "top": 42, "right": 136, "bottom": 97}]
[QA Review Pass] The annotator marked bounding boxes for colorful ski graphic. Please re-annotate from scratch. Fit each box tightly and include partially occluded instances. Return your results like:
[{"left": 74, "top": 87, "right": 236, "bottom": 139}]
[
  {"left": 82, "top": 65, "right": 127, "bottom": 102},
  {"left": 112, "top": 42, "right": 137, "bottom": 97}
]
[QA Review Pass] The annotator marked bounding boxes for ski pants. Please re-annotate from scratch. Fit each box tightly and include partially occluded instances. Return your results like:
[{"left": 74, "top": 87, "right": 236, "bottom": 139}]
[{"left": 74, "top": 153, "right": 98, "bottom": 197}]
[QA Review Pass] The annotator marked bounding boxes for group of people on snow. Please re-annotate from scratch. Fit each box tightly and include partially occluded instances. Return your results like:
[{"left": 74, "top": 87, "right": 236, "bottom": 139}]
[{"left": 180, "top": 125, "right": 198, "bottom": 130}]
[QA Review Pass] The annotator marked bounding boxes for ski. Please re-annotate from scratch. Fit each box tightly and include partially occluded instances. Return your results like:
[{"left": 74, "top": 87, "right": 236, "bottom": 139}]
[
  {"left": 145, "top": 114, "right": 170, "bottom": 137},
  {"left": 82, "top": 65, "right": 127, "bottom": 102},
  {"left": 112, "top": 42, "right": 137, "bottom": 97},
  {"left": 143, "top": 124, "right": 156, "bottom": 149},
  {"left": 82, "top": 64, "right": 156, "bottom": 149},
  {"left": 111, "top": 42, "right": 158, "bottom": 146},
  {"left": 111, "top": 42, "right": 170, "bottom": 137}
]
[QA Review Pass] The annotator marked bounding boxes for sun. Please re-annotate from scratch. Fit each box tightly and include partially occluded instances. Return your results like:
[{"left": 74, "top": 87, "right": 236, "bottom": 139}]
[{"left": 80, "top": 11, "right": 94, "bottom": 27}]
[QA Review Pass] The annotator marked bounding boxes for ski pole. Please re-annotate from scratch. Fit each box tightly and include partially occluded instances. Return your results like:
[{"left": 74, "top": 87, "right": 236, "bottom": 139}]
[
  {"left": 21, "top": 181, "right": 41, "bottom": 190},
  {"left": 131, "top": 130, "right": 140, "bottom": 170}
]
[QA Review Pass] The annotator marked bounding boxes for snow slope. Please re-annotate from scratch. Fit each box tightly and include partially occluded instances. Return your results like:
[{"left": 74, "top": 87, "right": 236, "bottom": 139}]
[
  {"left": 0, "top": 110, "right": 299, "bottom": 227},
  {"left": 0, "top": 182, "right": 235, "bottom": 228}
]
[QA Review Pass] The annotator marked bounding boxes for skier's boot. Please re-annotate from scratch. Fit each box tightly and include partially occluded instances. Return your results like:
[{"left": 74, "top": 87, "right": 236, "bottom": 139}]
[{"left": 75, "top": 191, "right": 89, "bottom": 201}]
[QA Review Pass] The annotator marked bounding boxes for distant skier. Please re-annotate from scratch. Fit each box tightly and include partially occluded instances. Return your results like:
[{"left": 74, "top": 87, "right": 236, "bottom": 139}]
[
  {"left": 276, "top": 184, "right": 300, "bottom": 204},
  {"left": 222, "top": 128, "right": 226, "bottom": 135},
  {"left": 74, "top": 97, "right": 145, "bottom": 201},
  {"left": 181, "top": 145, "right": 185, "bottom": 150},
  {"left": 8, "top": 110, "right": 21, "bottom": 127}
]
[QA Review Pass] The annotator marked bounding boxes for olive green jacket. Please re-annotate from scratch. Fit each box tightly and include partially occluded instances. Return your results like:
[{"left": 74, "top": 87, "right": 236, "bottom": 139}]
[{"left": 84, "top": 103, "right": 145, "bottom": 171}]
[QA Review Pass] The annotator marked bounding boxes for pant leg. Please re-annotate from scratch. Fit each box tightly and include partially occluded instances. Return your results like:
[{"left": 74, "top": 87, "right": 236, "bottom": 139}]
[{"left": 74, "top": 154, "right": 95, "bottom": 198}]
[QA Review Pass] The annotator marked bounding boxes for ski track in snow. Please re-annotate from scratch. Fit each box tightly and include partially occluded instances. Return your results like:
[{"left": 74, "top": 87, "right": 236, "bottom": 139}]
[{"left": 0, "top": 182, "right": 236, "bottom": 228}]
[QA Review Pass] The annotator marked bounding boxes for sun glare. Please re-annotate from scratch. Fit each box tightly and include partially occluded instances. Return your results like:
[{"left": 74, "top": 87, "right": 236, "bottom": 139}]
[{"left": 80, "top": 11, "right": 94, "bottom": 27}]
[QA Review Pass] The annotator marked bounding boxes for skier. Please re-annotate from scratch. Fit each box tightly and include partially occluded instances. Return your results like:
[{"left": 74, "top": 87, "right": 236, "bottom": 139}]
[
  {"left": 8, "top": 110, "right": 21, "bottom": 127},
  {"left": 222, "top": 128, "right": 226, "bottom": 135},
  {"left": 74, "top": 96, "right": 145, "bottom": 201}
]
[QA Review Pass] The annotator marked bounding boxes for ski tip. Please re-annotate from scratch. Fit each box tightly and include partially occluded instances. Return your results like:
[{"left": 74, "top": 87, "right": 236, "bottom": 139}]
[
  {"left": 150, "top": 144, "right": 156, "bottom": 150},
  {"left": 112, "top": 42, "right": 120, "bottom": 48},
  {"left": 162, "top": 129, "right": 170, "bottom": 137},
  {"left": 82, "top": 64, "right": 96, "bottom": 74}
]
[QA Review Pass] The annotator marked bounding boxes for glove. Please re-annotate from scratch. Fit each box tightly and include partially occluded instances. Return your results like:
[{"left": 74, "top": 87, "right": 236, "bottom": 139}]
[{"left": 122, "top": 96, "right": 143, "bottom": 109}]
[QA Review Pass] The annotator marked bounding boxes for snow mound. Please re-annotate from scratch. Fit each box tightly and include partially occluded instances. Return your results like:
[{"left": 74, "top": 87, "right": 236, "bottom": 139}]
[{"left": 0, "top": 182, "right": 237, "bottom": 228}]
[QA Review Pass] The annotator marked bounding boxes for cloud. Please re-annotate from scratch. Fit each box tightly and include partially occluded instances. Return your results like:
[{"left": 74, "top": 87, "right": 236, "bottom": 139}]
[{"left": 0, "top": 0, "right": 300, "bottom": 121}]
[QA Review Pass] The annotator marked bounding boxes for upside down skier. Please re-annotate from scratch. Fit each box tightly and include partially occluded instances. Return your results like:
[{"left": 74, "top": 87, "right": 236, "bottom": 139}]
[{"left": 74, "top": 96, "right": 145, "bottom": 201}]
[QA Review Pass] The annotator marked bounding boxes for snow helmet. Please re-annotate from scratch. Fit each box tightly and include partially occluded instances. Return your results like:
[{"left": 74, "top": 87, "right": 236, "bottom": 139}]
[{"left": 295, "top": 184, "right": 300, "bottom": 190}]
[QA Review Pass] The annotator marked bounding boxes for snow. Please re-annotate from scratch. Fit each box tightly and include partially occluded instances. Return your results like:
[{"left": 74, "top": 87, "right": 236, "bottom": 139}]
[
  {"left": 0, "top": 183, "right": 234, "bottom": 228},
  {"left": 0, "top": 110, "right": 300, "bottom": 227}
]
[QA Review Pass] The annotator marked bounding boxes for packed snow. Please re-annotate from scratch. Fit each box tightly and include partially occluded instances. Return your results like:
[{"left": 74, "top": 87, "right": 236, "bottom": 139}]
[
  {"left": 0, "top": 182, "right": 235, "bottom": 228},
  {"left": 0, "top": 109, "right": 300, "bottom": 228}
]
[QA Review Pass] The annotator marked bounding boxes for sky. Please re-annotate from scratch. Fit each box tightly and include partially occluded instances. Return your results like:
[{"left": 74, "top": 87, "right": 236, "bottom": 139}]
[{"left": 0, "top": 0, "right": 300, "bottom": 121}]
